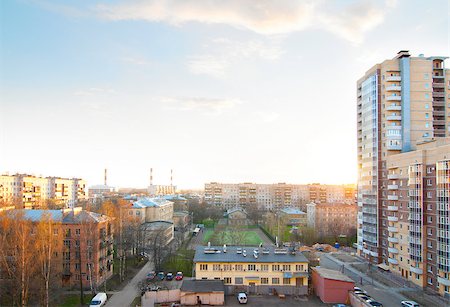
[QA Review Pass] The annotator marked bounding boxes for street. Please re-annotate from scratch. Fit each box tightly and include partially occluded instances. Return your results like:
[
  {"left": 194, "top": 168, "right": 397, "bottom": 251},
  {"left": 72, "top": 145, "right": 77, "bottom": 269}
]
[{"left": 105, "top": 260, "right": 153, "bottom": 307}]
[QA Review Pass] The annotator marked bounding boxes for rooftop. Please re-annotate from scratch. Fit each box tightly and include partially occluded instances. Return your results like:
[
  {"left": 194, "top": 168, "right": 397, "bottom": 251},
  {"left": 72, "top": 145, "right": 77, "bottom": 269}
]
[
  {"left": 163, "top": 195, "right": 187, "bottom": 201},
  {"left": 312, "top": 267, "right": 354, "bottom": 283},
  {"left": 194, "top": 245, "right": 309, "bottom": 264},
  {"left": 181, "top": 280, "right": 224, "bottom": 293},
  {"left": 132, "top": 197, "right": 172, "bottom": 208},
  {"left": 11, "top": 208, "right": 109, "bottom": 224},
  {"left": 140, "top": 220, "right": 173, "bottom": 231},
  {"left": 280, "top": 208, "right": 305, "bottom": 215}
]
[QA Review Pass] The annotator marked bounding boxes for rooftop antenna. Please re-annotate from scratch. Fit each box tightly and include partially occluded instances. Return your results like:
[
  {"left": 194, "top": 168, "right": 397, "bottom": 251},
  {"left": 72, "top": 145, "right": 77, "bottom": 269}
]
[{"left": 150, "top": 168, "right": 153, "bottom": 186}]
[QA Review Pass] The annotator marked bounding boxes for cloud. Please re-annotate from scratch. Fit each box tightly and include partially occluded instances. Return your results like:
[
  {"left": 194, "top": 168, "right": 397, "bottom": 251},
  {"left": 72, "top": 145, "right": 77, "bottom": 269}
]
[
  {"left": 187, "top": 37, "right": 284, "bottom": 77},
  {"left": 73, "top": 87, "right": 117, "bottom": 97},
  {"left": 162, "top": 96, "right": 241, "bottom": 114},
  {"left": 256, "top": 111, "right": 280, "bottom": 123},
  {"left": 95, "top": 0, "right": 397, "bottom": 43}
]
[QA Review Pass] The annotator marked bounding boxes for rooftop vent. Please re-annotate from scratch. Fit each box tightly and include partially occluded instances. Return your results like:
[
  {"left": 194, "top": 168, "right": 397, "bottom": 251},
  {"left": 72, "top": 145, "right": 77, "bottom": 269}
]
[
  {"left": 262, "top": 248, "right": 270, "bottom": 255},
  {"left": 274, "top": 248, "right": 288, "bottom": 255},
  {"left": 204, "top": 248, "right": 220, "bottom": 254},
  {"left": 237, "top": 247, "right": 242, "bottom": 254}
]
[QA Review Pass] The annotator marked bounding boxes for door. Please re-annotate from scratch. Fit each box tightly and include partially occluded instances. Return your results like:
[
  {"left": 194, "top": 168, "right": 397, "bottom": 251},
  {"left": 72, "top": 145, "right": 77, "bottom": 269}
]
[{"left": 249, "top": 282, "right": 256, "bottom": 294}]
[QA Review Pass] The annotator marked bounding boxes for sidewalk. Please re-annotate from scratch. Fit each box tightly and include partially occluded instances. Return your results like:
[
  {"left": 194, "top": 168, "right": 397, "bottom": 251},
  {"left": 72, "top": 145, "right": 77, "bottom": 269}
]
[{"left": 106, "top": 260, "right": 153, "bottom": 307}]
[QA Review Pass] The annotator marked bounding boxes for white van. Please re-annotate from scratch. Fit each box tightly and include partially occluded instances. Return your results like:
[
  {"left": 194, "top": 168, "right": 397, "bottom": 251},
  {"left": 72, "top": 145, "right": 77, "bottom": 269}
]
[
  {"left": 237, "top": 292, "right": 247, "bottom": 304},
  {"left": 89, "top": 292, "right": 107, "bottom": 307},
  {"left": 401, "top": 301, "right": 419, "bottom": 307}
]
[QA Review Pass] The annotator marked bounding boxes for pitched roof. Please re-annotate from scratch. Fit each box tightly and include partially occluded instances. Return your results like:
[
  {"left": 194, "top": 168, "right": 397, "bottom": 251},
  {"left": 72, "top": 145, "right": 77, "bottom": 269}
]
[
  {"left": 194, "top": 246, "right": 309, "bottom": 264},
  {"left": 13, "top": 209, "right": 109, "bottom": 224},
  {"left": 181, "top": 280, "right": 224, "bottom": 293}
]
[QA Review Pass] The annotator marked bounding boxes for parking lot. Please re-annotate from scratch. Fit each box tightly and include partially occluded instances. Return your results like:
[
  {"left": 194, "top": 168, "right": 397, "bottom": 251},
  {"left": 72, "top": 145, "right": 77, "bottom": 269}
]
[{"left": 224, "top": 294, "right": 332, "bottom": 306}]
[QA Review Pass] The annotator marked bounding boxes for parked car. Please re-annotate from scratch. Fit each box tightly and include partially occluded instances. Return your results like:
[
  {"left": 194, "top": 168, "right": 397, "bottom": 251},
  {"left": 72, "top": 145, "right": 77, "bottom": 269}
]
[
  {"left": 149, "top": 285, "right": 160, "bottom": 291},
  {"left": 354, "top": 290, "right": 367, "bottom": 295},
  {"left": 355, "top": 294, "right": 371, "bottom": 301},
  {"left": 401, "top": 301, "right": 419, "bottom": 307},
  {"left": 157, "top": 272, "right": 165, "bottom": 280},
  {"left": 237, "top": 292, "right": 248, "bottom": 304},
  {"left": 175, "top": 271, "right": 183, "bottom": 281},
  {"left": 147, "top": 271, "right": 156, "bottom": 281},
  {"left": 332, "top": 304, "right": 349, "bottom": 307},
  {"left": 166, "top": 272, "right": 174, "bottom": 281},
  {"left": 366, "top": 300, "right": 383, "bottom": 307},
  {"left": 354, "top": 286, "right": 364, "bottom": 292},
  {"left": 89, "top": 292, "right": 107, "bottom": 307}
]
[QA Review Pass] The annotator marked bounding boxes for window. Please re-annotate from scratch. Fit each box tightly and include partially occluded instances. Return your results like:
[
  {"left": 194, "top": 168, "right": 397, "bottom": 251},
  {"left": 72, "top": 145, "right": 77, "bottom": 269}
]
[
  {"left": 75, "top": 229, "right": 80, "bottom": 235},
  {"left": 424, "top": 83, "right": 429, "bottom": 89},
  {"left": 427, "top": 216, "right": 432, "bottom": 223},
  {"left": 235, "top": 277, "right": 243, "bottom": 284},
  {"left": 261, "top": 264, "right": 268, "bottom": 271},
  {"left": 296, "top": 264, "right": 304, "bottom": 271},
  {"left": 200, "top": 264, "right": 208, "bottom": 271},
  {"left": 427, "top": 204, "right": 432, "bottom": 211},
  {"left": 272, "top": 278, "right": 280, "bottom": 284},
  {"left": 261, "top": 277, "right": 269, "bottom": 284},
  {"left": 428, "top": 228, "right": 433, "bottom": 236},
  {"left": 425, "top": 103, "right": 429, "bottom": 109},
  {"left": 427, "top": 252, "right": 432, "bottom": 260},
  {"left": 427, "top": 192, "right": 432, "bottom": 199},
  {"left": 223, "top": 264, "right": 231, "bottom": 271},
  {"left": 283, "top": 278, "right": 291, "bottom": 285},
  {"left": 425, "top": 93, "right": 429, "bottom": 99},
  {"left": 235, "top": 264, "right": 243, "bottom": 271},
  {"left": 425, "top": 113, "right": 429, "bottom": 119},
  {"left": 424, "top": 73, "right": 429, "bottom": 79},
  {"left": 213, "top": 264, "right": 221, "bottom": 271},
  {"left": 272, "top": 264, "right": 280, "bottom": 271},
  {"left": 248, "top": 264, "right": 256, "bottom": 271},
  {"left": 428, "top": 277, "right": 432, "bottom": 285},
  {"left": 282, "top": 264, "right": 291, "bottom": 271},
  {"left": 224, "top": 277, "right": 232, "bottom": 284}
]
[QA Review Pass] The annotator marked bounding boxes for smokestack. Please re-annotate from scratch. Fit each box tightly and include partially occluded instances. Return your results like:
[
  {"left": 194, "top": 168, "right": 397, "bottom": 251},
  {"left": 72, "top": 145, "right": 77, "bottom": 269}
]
[
  {"left": 104, "top": 168, "right": 107, "bottom": 186},
  {"left": 150, "top": 168, "right": 153, "bottom": 186},
  {"left": 170, "top": 169, "right": 173, "bottom": 186}
]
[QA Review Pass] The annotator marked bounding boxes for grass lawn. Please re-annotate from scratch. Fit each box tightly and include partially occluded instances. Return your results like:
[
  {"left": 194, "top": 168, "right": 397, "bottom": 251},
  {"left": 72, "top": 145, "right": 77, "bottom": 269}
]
[
  {"left": 203, "top": 230, "right": 263, "bottom": 246},
  {"left": 60, "top": 294, "right": 95, "bottom": 307},
  {"left": 162, "top": 249, "right": 195, "bottom": 277}
]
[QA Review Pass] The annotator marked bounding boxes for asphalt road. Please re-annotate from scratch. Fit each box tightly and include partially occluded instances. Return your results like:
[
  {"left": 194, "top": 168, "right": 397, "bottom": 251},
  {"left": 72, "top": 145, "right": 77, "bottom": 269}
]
[
  {"left": 105, "top": 260, "right": 153, "bottom": 307},
  {"left": 319, "top": 253, "right": 410, "bottom": 307}
]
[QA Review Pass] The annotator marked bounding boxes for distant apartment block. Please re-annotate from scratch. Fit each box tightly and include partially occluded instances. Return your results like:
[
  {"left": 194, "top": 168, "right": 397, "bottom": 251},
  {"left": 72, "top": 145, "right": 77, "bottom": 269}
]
[
  {"left": 204, "top": 182, "right": 355, "bottom": 210},
  {"left": 357, "top": 50, "right": 450, "bottom": 296},
  {"left": 306, "top": 203, "right": 357, "bottom": 238},
  {"left": 148, "top": 184, "right": 176, "bottom": 196},
  {"left": 0, "top": 174, "right": 87, "bottom": 208}
]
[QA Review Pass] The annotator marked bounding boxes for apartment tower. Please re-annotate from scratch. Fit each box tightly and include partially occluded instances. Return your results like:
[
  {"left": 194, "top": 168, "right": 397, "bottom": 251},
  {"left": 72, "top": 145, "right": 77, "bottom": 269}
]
[{"left": 357, "top": 50, "right": 449, "bottom": 296}]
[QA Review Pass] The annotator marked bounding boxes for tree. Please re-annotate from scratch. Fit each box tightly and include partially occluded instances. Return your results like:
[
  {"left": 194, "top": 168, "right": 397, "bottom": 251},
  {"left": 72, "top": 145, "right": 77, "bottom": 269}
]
[{"left": 35, "top": 213, "right": 63, "bottom": 307}]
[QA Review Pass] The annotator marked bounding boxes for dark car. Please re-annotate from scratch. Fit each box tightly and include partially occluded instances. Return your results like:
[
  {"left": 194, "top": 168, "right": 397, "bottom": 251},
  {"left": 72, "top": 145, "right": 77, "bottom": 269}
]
[
  {"left": 157, "top": 272, "right": 165, "bottom": 280},
  {"left": 166, "top": 272, "right": 174, "bottom": 281},
  {"left": 366, "top": 300, "right": 383, "bottom": 307}
]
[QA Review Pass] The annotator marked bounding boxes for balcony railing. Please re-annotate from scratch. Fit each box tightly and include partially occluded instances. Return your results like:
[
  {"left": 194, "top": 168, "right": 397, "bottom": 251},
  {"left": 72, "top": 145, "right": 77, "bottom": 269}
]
[
  {"left": 386, "top": 95, "right": 402, "bottom": 101},
  {"left": 388, "top": 237, "right": 399, "bottom": 243},
  {"left": 386, "top": 76, "right": 401, "bottom": 82},
  {"left": 388, "top": 258, "right": 399, "bottom": 265}
]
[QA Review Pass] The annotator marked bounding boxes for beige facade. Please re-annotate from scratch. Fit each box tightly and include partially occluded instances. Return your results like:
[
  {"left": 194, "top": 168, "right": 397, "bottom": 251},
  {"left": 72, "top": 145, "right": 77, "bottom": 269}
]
[
  {"left": 384, "top": 138, "right": 450, "bottom": 296},
  {"left": 0, "top": 174, "right": 87, "bottom": 208},
  {"left": 194, "top": 246, "right": 309, "bottom": 295},
  {"left": 357, "top": 51, "right": 449, "bottom": 265},
  {"left": 205, "top": 182, "right": 355, "bottom": 210},
  {"left": 127, "top": 197, "right": 174, "bottom": 223}
]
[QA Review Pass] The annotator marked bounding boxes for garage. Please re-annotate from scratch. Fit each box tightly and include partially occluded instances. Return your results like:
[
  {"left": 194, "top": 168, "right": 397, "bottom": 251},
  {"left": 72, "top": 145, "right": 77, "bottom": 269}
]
[{"left": 180, "top": 280, "right": 225, "bottom": 306}]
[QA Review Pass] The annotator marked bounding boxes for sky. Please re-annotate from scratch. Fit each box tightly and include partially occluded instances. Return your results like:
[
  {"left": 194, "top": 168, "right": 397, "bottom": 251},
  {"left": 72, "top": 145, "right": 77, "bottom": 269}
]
[{"left": 0, "top": 0, "right": 449, "bottom": 189}]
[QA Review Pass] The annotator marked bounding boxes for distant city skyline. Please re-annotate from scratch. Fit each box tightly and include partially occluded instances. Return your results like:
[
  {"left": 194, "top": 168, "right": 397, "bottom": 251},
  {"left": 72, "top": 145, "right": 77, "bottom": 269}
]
[{"left": 1, "top": 0, "right": 448, "bottom": 189}]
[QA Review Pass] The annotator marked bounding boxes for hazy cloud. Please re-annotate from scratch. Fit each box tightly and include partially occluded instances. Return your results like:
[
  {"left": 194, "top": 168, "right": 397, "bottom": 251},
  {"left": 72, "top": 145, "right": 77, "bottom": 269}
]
[
  {"left": 121, "top": 56, "right": 152, "bottom": 66},
  {"left": 162, "top": 96, "right": 241, "bottom": 114},
  {"left": 95, "top": 0, "right": 397, "bottom": 43},
  {"left": 73, "top": 87, "right": 117, "bottom": 97},
  {"left": 187, "top": 37, "right": 284, "bottom": 77},
  {"left": 256, "top": 111, "right": 280, "bottom": 123}
]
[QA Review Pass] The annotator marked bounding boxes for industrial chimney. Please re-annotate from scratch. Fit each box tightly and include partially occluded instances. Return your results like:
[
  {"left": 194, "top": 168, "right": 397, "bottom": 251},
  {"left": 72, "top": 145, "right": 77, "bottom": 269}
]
[{"left": 104, "top": 168, "right": 107, "bottom": 186}]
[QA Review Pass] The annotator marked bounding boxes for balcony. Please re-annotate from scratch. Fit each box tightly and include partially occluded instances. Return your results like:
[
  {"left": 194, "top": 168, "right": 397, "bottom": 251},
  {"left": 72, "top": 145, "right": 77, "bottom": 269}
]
[
  {"left": 388, "top": 195, "right": 399, "bottom": 201},
  {"left": 433, "top": 119, "right": 446, "bottom": 125},
  {"left": 388, "top": 237, "right": 399, "bottom": 243},
  {"left": 386, "top": 115, "right": 402, "bottom": 121},
  {"left": 432, "top": 83, "right": 445, "bottom": 88},
  {"left": 388, "top": 174, "right": 399, "bottom": 180},
  {"left": 386, "top": 85, "right": 401, "bottom": 91},
  {"left": 388, "top": 226, "right": 398, "bottom": 233},
  {"left": 387, "top": 144, "right": 402, "bottom": 150},
  {"left": 388, "top": 258, "right": 399, "bottom": 265},
  {"left": 386, "top": 76, "right": 401, "bottom": 82},
  {"left": 437, "top": 276, "right": 450, "bottom": 286},
  {"left": 386, "top": 105, "right": 402, "bottom": 111},
  {"left": 386, "top": 95, "right": 402, "bottom": 101},
  {"left": 387, "top": 205, "right": 398, "bottom": 211},
  {"left": 410, "top": 266, "right": 423, "bottom": 275},
  {"left": 433, "top": 110, "right": 445, "bottom": 116},
  {"left": 388, "top": 185, "right": 398, "bottom": 190},
  {"left": 433, "top": 100, "right": 445, "bottom": 107},
  {"left": 388, "top": 216, "right": 399, "bottom": 222},
  {"left": 388, "top": 247, "right": 399, "bottom": 254},
  {"left": 432, "top": 92, "right": 445, "bottom": 98}
]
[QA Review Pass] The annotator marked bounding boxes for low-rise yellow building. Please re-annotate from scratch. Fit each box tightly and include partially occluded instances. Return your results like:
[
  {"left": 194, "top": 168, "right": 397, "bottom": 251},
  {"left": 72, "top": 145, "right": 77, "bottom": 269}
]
[{"left": 193, "top": 245, "right": 309, "bottom": 295}]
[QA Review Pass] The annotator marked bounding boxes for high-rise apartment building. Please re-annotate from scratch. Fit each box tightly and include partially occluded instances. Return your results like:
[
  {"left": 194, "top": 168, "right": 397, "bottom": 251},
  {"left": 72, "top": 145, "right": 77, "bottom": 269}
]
[
  {"left": 357, "top": 50, "right": 449, "bottom": 296},
  {"left": 0, "top": 174, "right": 87, "bottom": 208},
  {"left": 204, "top": 182, "right": 355, "bottom": 210}
]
